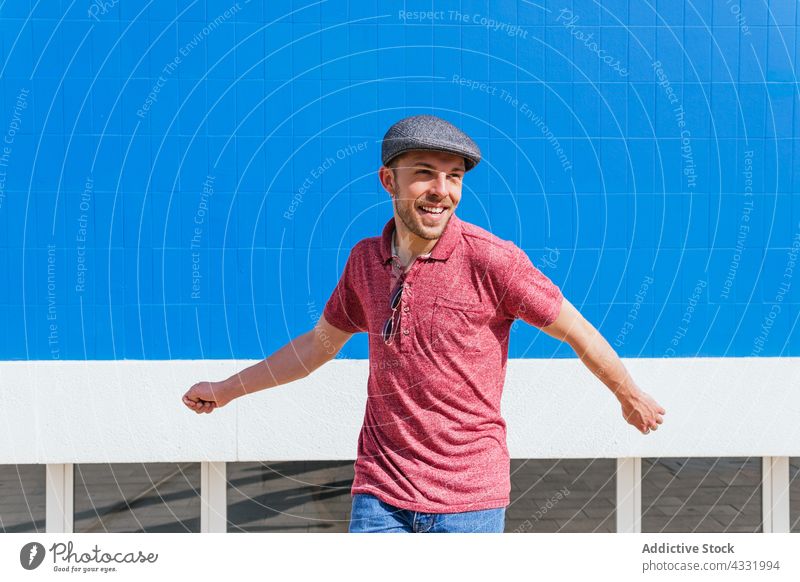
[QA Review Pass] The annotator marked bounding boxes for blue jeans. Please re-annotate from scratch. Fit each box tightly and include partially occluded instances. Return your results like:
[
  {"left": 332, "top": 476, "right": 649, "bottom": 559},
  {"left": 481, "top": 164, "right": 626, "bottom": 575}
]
[{"left": 348, "top": 493, "right": 506, "bottom": 533}]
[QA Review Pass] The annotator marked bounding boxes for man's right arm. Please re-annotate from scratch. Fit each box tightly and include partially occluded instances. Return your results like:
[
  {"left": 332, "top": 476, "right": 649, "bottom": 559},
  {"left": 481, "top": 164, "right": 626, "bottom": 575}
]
[{"left": 182, "top": 315, "right": 354, "bottom": 414}]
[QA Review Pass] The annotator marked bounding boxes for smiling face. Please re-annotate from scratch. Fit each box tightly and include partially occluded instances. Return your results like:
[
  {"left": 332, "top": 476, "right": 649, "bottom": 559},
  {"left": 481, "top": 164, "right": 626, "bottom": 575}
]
[{"left": 379, "top": 150, "right": 466, "bottom": 241}]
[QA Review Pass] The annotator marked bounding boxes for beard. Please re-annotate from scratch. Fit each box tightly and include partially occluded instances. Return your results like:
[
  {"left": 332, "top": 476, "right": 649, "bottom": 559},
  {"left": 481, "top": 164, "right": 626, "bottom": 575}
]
[{"left": 393, "top": 196, "right": 451, "bottom": 241}]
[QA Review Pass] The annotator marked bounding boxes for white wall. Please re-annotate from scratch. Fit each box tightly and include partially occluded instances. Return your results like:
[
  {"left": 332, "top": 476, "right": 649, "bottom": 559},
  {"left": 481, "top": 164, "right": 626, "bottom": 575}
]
[{"left": 1, "top": 357, "right": 799, "bottom": 464}]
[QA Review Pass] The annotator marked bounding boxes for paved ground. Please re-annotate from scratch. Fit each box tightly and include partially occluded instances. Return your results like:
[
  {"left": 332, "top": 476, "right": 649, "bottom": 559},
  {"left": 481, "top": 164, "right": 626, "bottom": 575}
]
[{"left": 1, "top": 458, "right": 798, "bottom": 533}]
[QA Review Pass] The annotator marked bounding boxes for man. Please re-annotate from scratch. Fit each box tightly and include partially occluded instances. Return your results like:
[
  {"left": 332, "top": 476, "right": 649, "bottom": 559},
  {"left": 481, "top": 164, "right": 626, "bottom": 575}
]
[{"left": 182, "top": 114, "right": 666, "bottom": 533}]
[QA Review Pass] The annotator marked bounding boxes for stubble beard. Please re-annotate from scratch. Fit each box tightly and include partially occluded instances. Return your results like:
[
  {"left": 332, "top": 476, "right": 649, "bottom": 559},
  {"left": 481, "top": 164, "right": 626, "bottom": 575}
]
[{"left": 393, "top": 194, "right": 450, "bottom": 241}]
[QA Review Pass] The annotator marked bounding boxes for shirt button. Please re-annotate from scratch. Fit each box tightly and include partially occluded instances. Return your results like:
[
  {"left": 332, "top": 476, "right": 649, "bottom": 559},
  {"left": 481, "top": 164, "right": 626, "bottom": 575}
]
[
  {"left": 402, "top": 306, "right": 409, "bottom": 313},
  {"left": 402, "top": 328, "right": 409, "bottom": 335}
]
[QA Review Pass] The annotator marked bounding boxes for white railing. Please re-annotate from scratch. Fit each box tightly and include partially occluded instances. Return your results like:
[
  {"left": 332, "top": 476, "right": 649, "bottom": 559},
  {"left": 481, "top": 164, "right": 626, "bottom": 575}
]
[{"left": 2, "top": 358, "right": 797, "bottom": 533}]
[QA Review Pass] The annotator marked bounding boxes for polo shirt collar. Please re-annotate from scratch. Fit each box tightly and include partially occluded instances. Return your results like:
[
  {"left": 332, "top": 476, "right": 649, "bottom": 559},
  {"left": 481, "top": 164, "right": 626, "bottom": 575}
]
[{"left": 380, "top": 212, "right": 462, "bottom": 264}]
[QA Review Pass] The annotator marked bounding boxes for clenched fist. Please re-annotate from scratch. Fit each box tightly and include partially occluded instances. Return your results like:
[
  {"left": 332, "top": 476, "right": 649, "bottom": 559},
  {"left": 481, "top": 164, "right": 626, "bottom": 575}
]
[{"left": 182, "top": 381, "right": 236, "bottom": 414}]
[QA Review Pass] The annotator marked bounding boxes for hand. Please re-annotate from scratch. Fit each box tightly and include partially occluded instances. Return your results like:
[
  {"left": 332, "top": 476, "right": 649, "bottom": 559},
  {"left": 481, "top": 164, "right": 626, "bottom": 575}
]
[
  {"left": 619, "top": 389, "right": 665, "bottom": 435},
  {"left": 182, "top": 380, "right": 235, "bottom": 414}
]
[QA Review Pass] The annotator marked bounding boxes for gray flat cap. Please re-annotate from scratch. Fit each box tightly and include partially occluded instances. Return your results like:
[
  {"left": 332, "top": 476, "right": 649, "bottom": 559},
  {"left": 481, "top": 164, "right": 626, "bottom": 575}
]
[{"left": 381, "top": 114, "right": 481, "bottom": 171}]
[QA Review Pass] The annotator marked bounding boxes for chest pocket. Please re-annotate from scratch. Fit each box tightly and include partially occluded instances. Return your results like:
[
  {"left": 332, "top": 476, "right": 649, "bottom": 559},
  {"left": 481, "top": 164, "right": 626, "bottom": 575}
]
[{"left": 429, "top": 295, "right": 493, "bottom": 353}]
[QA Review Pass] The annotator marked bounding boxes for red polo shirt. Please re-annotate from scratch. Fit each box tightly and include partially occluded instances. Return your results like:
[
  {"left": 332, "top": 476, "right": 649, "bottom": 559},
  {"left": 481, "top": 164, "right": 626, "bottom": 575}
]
[{"left": 322, "top": 213, "right": 563, "bottom": 513}]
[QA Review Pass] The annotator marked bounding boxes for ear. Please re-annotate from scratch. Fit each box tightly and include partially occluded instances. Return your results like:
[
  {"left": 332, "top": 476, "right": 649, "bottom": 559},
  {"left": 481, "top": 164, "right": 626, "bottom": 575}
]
[{"left": 379, "top": 165, "right": 395, "bottom": 197}]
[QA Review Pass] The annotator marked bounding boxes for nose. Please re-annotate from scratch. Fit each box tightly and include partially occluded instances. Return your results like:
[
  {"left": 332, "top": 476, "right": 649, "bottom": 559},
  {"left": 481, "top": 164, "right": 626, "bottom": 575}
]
[{"left": 431, "top": 170, "right": 448, "bottom": 196}]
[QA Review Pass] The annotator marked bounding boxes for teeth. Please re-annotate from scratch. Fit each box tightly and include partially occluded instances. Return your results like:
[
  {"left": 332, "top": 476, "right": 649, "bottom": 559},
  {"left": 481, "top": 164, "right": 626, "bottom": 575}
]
[{"left": 421, "top": 206, "right": 444, "bottom": 214}]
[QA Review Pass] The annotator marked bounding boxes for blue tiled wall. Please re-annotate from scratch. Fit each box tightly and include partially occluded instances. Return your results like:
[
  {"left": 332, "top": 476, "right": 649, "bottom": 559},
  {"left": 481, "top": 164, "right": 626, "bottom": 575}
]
[{"left": 0, "top": 1, "right": 798, "bottom": 360}]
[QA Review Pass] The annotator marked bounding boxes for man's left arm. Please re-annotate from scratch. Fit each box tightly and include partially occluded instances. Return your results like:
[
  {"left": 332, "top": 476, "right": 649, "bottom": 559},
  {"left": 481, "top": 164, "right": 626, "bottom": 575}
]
[{"left": 540, "top": 297, "right": 666, "bottom": 435}]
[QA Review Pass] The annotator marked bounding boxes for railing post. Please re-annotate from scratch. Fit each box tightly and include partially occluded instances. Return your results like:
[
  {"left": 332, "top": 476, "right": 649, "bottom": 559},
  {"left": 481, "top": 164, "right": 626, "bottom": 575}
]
[
  {"left": 616, "top": 457, "right": 641, "bottom": 533},
  {"left": 46, "top": 464, "right": 73, "bottom": 533},
  {"left": 762, "top": 456, "right": 790, "bottom": 533},
  {"left": 201, "top": 461, "right": 227, "bottom": 533}
]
